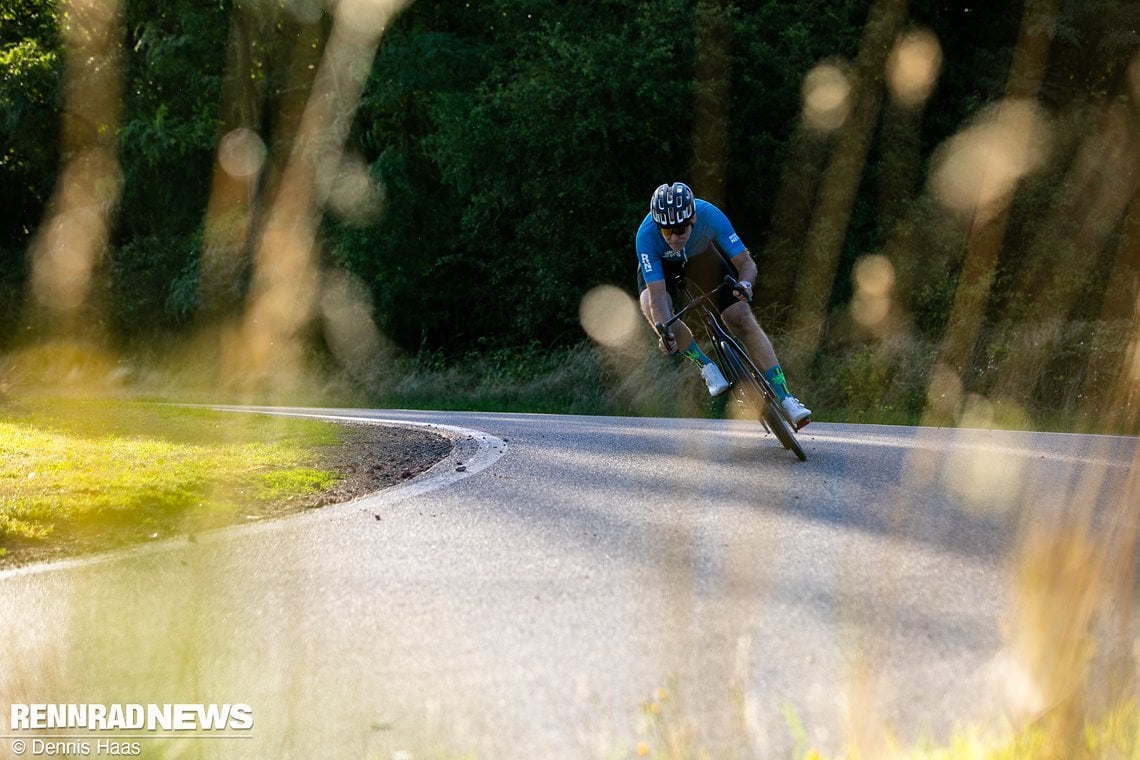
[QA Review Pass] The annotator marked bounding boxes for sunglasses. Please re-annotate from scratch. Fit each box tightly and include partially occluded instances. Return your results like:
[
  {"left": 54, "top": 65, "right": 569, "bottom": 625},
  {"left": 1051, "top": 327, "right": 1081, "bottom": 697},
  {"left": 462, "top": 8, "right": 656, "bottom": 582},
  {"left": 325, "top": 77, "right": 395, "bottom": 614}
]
[{"left": 658, "top": 220, "right": 693, "bottom": 236}]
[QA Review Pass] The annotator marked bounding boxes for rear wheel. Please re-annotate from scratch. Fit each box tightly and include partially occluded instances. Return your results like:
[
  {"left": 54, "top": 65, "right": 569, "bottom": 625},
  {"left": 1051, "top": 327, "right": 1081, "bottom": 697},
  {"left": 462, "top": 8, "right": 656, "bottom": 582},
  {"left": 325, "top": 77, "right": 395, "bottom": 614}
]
[{"left": 720, "top": 342, "right": 806, "bottom": 461}]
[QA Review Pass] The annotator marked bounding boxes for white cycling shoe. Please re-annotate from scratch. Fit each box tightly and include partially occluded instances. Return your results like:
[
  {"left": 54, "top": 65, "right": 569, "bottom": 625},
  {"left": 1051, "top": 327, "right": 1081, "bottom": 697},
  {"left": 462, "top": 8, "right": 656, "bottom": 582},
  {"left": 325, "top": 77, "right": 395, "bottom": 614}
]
[
  {"left": 780, "top": 396, "right": 812, "bottom": 429},
  {"left": 700, "top": 363, "right": 731, "bottom": 396}
]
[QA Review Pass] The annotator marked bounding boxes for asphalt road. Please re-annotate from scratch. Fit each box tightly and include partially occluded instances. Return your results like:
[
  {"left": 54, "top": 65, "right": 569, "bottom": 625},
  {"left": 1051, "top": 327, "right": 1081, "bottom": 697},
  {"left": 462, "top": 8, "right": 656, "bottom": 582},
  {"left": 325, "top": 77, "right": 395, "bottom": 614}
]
[{"left": 1, "top": 409, "right": 1136, "bottom": 759}]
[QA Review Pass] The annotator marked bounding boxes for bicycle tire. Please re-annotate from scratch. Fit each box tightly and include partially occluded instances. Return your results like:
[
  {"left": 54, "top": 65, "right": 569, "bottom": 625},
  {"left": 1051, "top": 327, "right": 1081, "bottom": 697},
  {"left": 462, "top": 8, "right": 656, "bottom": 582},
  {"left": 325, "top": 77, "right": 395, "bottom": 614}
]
[{"left": 719, "top": 341, "right": 807, "bottom": 461}]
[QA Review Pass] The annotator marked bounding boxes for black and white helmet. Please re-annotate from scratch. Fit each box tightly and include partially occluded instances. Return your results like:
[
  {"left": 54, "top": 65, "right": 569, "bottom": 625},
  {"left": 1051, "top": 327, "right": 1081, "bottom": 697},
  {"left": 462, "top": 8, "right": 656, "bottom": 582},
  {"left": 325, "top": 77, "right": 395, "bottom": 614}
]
[{"left": 649, "top": 182, "right": 695, "bottom": 226}]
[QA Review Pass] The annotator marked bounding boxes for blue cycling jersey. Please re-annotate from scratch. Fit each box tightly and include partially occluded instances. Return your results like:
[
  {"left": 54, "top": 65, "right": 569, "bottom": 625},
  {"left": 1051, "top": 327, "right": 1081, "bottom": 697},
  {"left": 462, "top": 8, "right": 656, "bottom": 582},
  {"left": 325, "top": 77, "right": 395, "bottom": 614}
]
[{"left": 635, "top": 198, "right": 747, "bottom": 285}]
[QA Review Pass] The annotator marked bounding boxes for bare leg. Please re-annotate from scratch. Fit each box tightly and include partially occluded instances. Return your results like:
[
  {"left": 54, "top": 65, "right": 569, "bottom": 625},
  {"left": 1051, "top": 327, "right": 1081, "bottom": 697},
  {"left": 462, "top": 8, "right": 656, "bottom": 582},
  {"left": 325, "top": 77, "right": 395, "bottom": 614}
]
[
  {"left": 723, "top": 299, "right": 811, "bottom": 425},
  {"left": 722, "top": 301, "right": 778, "bottom": 370}
]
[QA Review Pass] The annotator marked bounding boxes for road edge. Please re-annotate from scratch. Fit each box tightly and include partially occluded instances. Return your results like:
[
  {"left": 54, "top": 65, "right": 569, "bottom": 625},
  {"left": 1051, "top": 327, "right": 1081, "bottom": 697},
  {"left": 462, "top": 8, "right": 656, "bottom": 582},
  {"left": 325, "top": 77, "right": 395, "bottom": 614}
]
[{"left": 0, "top": 407, "right": 508, "bottom": 580}]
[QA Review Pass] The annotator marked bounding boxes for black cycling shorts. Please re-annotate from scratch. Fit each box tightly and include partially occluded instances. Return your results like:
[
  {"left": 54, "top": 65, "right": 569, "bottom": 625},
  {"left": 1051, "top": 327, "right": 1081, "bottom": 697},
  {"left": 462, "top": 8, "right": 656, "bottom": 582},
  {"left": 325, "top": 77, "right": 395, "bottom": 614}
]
[{"left": 635, "top": 245, "right": 741, "bottom": 314}]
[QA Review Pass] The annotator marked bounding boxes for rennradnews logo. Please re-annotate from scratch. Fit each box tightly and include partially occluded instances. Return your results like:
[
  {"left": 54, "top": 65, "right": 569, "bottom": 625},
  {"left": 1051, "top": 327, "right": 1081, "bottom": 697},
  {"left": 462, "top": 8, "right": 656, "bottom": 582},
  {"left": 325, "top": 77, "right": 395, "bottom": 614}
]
[
  {"left": 5, "top": 703, "right": 254, "bottom": 756},
  {"left": 10, "top": 703, "right": 254, "bottom": 732}
]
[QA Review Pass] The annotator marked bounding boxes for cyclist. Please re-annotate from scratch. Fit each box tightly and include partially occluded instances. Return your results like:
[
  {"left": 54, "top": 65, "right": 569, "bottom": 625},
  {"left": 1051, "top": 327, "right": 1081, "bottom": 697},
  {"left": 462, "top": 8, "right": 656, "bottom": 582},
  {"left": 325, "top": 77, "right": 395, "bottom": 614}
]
[{"left": 636, "top": 181, "right": 812, "bottom": 429}]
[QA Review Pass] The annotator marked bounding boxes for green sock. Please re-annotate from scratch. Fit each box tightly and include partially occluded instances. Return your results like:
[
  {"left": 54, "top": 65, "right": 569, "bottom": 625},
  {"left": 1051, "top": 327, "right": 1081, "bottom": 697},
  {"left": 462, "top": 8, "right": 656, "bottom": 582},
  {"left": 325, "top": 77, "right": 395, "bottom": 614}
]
[
  {"left": 763, "top": 365, "right": 790, "bottom": 399},
  {"left": 682, "top": 340, "right": 712, "bottom": 367}
]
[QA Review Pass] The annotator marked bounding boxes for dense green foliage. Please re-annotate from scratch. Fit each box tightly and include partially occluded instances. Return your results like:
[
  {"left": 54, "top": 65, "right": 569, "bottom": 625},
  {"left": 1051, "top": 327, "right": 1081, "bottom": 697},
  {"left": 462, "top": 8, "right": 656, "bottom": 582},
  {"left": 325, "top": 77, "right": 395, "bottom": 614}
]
[
  {"left": 1, "top": 0, "right": 1138, "bottom": 427},
  {"left": 0, "top": 0, "right": 57, "bottom": 330}
]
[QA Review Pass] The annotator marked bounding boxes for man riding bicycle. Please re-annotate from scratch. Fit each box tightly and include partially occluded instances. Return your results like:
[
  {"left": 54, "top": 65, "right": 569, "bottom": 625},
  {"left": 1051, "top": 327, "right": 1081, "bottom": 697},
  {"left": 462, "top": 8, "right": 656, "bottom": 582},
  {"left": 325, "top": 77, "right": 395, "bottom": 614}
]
[{"left": 636, "top": 181, "right": 812, "bottom": 429}]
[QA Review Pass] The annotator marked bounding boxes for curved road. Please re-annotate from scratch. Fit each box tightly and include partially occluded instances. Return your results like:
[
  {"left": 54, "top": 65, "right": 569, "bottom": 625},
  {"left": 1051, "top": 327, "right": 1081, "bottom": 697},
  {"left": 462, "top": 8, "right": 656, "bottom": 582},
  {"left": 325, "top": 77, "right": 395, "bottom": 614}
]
[{"left": 1, "top": 409, "right": 1135, "bottom": 758}]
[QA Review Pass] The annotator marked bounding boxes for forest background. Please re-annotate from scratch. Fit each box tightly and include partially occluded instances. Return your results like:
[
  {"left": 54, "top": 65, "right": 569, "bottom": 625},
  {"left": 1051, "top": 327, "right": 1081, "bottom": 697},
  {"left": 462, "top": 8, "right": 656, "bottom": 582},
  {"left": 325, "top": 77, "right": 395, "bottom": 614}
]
[{"left": 1, "top": 0, "right": 1138, "bottom": 432}]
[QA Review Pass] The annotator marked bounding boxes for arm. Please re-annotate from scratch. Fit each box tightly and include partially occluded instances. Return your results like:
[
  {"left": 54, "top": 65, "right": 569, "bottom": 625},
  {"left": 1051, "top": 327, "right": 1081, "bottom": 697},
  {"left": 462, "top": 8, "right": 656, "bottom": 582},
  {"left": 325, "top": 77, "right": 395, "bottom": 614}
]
[
  {"left": 635, "top": 238, "right": 675, "bottom": 327},
  {"left": 640, "top": 278, "right": 692, "bottom": 353},
  {"left": 728, "top": 249, "right": 758, "bottom": 300},
  {"left": 702, "top": 202, "right": 753, "bottom": 296},
  {"left": 644, "top": 279, "right": 673, "bottom": 325}
]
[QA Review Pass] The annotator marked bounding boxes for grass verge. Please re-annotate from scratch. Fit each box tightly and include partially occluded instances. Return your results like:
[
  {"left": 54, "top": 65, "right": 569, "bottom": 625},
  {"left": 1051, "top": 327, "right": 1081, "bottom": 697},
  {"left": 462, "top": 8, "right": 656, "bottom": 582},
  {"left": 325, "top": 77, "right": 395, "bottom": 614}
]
[{"left": 0, "top": 399, "right": 347, "bottom": 566}]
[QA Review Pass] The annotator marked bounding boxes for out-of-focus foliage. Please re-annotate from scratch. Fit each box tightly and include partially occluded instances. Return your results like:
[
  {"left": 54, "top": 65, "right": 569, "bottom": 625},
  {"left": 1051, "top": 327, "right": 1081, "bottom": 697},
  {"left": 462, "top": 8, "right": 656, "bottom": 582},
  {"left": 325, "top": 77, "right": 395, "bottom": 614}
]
[
  {"left": 117, "top": 0, "right": 227, "bottom": 235},
  {"left": 0, "top": 0, "right": 60, "bottom": 331},
  {"left": 337, "top": 0, "right": 706, "bottom": 349},
  {"left": 109, "top": 0, "right": 227, "bottom": 335},
  {"left": 1, "top": 0, "right": 1138, "bottom": 425},
  {"left": 0, "top": 0, "right": 59, "bottom": 239},
  {"left": 331, "top": 0, "right": 902, "bottom": 350}
]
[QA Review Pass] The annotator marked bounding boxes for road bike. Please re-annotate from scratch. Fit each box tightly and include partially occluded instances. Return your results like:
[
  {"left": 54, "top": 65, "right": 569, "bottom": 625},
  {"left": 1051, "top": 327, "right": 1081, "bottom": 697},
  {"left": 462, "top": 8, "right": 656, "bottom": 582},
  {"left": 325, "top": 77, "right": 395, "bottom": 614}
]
[{"left": 655, "top": 275, "right": 807, "bottom": 461}]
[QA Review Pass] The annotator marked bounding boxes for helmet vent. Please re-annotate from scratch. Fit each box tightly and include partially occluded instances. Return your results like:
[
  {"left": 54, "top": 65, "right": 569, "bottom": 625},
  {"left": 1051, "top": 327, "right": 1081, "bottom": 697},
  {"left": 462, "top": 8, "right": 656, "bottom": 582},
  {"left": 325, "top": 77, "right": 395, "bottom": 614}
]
[{"left": 650, "top": 181, "right": 694, "bottom": 226}]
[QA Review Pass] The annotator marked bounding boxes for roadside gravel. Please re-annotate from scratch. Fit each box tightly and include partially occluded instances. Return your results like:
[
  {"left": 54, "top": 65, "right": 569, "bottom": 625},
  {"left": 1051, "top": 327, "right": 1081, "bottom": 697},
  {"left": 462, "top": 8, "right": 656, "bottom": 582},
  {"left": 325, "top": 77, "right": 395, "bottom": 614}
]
[{"left": 299, "top": 421, "right": 454, "bottom": 508}]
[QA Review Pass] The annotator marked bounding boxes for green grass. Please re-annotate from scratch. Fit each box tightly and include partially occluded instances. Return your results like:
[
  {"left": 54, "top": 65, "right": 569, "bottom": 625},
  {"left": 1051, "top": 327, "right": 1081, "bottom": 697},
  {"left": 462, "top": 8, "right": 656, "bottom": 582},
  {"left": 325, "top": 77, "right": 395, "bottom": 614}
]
[{"left": 0, "top": 399, "right": 346, "bottom": 563}]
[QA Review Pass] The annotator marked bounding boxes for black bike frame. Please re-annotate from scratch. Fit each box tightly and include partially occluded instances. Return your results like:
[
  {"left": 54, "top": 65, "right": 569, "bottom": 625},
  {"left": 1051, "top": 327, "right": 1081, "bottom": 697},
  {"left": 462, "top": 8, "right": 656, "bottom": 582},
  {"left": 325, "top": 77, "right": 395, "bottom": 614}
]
[
  {"left": 655, "top": 274, "right": 807, "bottom": 460},
  {"left": 655, "top": 275, "right": 778, "bottom": 407}
]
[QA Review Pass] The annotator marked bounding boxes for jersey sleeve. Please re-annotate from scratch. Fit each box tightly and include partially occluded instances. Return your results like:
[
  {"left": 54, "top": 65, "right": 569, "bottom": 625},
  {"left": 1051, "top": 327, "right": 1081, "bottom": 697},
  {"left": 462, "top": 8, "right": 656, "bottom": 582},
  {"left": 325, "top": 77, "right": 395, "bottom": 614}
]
[
  {"left": 635, "top": 219, "right": 665, "bottom": 284},
  {"left": 703, "top": 203, "right": 747, "bottom": 257}
]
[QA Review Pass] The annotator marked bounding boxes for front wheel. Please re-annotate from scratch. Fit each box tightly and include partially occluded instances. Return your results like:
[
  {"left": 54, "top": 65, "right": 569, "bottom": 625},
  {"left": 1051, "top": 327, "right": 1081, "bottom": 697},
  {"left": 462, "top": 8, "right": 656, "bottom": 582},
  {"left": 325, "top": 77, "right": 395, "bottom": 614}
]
[{"left": 720, "top": 342, "right": 806, "bottom": 461}]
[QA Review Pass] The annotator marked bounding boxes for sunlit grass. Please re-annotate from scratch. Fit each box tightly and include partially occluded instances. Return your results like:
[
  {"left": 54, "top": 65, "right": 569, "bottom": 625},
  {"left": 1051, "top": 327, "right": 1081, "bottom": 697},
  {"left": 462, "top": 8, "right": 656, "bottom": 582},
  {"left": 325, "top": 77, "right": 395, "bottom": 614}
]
[
  {"left": 0, "top": 399, "right": 345, "bottom": 562},
  {"left": 619, "top": 687, "right": 1139, "bottom": 760},
  {"left": 896, "top": 700, "right": 1139, "bottom": 760},
  {"left": 255, "top": 466, "right": 338, "bottom": 500}
]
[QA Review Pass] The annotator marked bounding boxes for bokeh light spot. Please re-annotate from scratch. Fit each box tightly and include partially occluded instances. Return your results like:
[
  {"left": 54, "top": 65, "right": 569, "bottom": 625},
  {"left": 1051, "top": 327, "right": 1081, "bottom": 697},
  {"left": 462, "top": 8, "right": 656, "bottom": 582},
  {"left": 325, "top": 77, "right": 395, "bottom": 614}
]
[
  {"left": 321, "top": 269, "right": 386, "bottom": 374},
  {"left": 887, "top": 28, "right": 942, "bottom": 108},
  {"left": 580, "top": 285, "right": 638, "bottom": 348},
  {"left": 218, "top": 128, "right": 267, "bottom": 180},
  {"left": 929, "top": 99, "right": 1053, "bottom": 221},
  {"left": 850, "top": 254, "right": 895, "bottom": 334},
  {"left": 926, "top": 364, "right": 963, "bottom": 410},
  {"left": 802, "top": 63, "right": 851, "bottom": 134},
  {"left": 944, "top": 395, "right": 1026, "bottom": 513},
  {"left": 853, "top": 254, "right": 895, "bottom": 298},
  {"left": 327, "top": 153, "right": 385, "bottom": 225}
]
